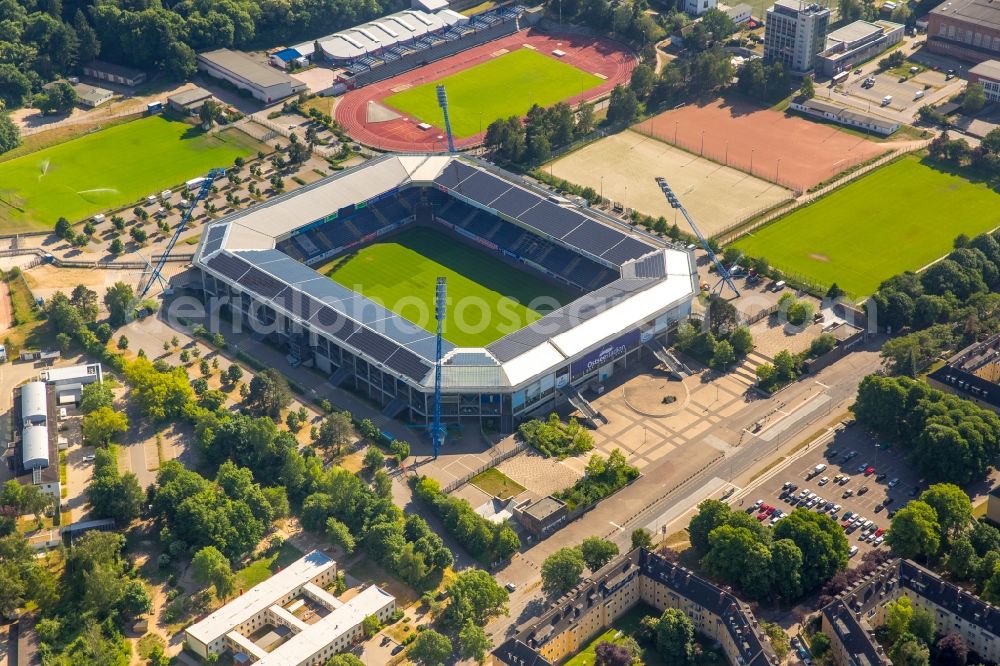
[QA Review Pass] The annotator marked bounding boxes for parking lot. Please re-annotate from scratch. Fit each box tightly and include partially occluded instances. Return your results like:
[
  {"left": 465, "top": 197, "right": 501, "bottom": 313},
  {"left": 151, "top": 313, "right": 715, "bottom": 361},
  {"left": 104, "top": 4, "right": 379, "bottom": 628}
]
[
  {"left": 745, "top": 420, "right": 923, "bottom": 561},
  {"left": 835, "top": 64, "right": 952, "bottom": 115}
]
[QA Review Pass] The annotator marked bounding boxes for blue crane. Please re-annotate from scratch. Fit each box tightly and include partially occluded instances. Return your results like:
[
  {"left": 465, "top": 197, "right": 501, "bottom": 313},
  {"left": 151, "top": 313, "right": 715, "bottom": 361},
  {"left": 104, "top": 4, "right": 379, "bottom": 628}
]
[
  {"left": 432, "top": 277, "right": 447, "bottom": 459},
  {"left": 139, "top": 167, "right": 225, "bottom": 298},
  {"left": 655, "top": 176, "right": 740, "bottom": 298}
]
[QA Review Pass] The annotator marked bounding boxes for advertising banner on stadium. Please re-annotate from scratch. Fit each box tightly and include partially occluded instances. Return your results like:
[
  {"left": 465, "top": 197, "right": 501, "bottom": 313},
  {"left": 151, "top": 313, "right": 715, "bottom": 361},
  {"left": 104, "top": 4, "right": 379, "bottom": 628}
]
[
  {"left": 453, "top": 226, "right": 498, "bottom": 251},
  {"left": 571, "top": 329, "right": 641, "bottom": 378}
]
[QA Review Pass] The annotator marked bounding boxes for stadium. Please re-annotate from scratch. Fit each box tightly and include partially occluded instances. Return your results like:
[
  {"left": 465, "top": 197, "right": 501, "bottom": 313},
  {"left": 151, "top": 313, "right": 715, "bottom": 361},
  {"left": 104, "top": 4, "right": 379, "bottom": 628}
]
[{"left": 193, "top": 155, "right": 697, "bottom": 433}]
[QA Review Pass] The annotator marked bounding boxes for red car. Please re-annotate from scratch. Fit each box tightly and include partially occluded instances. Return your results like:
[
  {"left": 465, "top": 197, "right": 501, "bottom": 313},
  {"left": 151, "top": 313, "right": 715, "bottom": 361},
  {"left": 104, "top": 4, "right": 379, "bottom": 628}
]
[
  {"left": 865, "top": 466, "right": 875, "bottom": 476},
  {"left": 757, "top": 513, "right": 768, "bottom": 521},
  {"left": 875, "top": 528, "right": 885, "bottom": 537},
  {"left": 765, "top": 506, "right": 776, "bottom": 516}
]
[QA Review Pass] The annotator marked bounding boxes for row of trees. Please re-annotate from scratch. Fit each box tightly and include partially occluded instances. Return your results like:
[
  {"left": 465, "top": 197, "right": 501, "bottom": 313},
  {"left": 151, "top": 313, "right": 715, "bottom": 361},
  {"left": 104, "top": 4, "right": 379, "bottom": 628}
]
[
  {"left": 868, "top": 225, "right": 1000, "bottom": 374},
  {"left": 484, "top": 101, "right": 595, "bottom": 165},
  {"left": 852, "top": 375, "right": 1000, "bottom": 485},
  {"left": 687, "top": 500, "right": 849, "bottom": 602},
  {"left": 414, "top": 476, "right": 520, "bottom": 564},
  {"left": 927, "top": 128, "right": 1000, "bottom": 180},
  {"left": 87, "top": 448, "right": 143, "bottom": 525}
]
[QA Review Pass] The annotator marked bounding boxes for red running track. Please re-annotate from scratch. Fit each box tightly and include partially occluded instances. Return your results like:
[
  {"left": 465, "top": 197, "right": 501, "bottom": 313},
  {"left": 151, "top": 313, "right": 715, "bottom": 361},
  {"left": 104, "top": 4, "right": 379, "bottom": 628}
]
[{"left": 335, "top": 29, "right": 637, "bottom": 152}]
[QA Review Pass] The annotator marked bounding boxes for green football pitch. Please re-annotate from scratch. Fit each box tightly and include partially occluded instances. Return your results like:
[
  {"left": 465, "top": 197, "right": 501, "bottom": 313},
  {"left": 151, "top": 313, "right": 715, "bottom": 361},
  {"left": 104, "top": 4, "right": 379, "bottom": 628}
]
[
  {"left": 0, "top": 115, "right": 262, "bottom": 233},
  {"left": 383, "top": 48, "right": 603, "bottom": 138},
  {"left": 321, "top": 226, "right": 578, "bottom": 347},
  {"left": 734, "top": 156, "right": 1000, "bottom": 298}
]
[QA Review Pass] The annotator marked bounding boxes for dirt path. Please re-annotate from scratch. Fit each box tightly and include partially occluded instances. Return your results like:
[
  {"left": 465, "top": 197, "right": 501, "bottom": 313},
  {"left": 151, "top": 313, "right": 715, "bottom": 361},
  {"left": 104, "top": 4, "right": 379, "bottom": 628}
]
[{"left": 0, "top": 280, "right": 11, "bottom": 332}]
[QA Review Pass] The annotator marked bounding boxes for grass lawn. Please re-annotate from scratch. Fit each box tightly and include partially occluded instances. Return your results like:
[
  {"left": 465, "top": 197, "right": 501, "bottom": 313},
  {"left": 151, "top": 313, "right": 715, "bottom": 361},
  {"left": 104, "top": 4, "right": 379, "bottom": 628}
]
[
  {"left": 470, "top": 468, "right": 525, "bottom": 499},
  {"left": 734, "top": 156, "right": 1000, "bottom": 297},
  {"left": 0, "top": 115, "right": 263, "bottom": 232},
  {"left": 235, "top": 540, "right": 304, "bottom": 590},
  {"left": 321, "top": 226, "right": 578, "bottom": 346},
  {"left": 383, "top": 49, "right": 602, "bottom": 137}
]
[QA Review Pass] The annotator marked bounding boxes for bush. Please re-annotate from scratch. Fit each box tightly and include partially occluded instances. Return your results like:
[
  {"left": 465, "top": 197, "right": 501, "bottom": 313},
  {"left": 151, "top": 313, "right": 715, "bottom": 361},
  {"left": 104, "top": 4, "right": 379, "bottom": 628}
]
[
  {"left": 518, "top": 413, "right": 594, "bottom": 459},
  {"left": 555, "top": 449, "right": 638, "bottom": 510}
]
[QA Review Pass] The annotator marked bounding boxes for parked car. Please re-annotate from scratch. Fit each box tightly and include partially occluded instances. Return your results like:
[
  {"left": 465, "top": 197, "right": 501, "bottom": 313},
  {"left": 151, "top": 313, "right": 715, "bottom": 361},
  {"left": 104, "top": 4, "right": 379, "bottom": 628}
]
[
  {"left": 839, "top": 475, "right": 851, "bottom": 486},
  {"left": 505, "top": 582, "right": 517, "bottom": 592},
  {"left": 865, "top": 466, "right": 875, "bottom": 476},
  {"left": 82, "top": 455, "right": 95, "bottom": 462},
  {"left": 858, "top": 486, "right": 870, "bottom": 495},
  {"left": 819, "top": 476, "right": 830, "bottom": 486},
  {"left": 849, "top": 545, "right": 859, "bottom": 557},
  {"left": 875, "top": 473, "right": 887, "bottom": 481},
  {"left": 888, "top": 478, "right": 900, "bottom": 488}
]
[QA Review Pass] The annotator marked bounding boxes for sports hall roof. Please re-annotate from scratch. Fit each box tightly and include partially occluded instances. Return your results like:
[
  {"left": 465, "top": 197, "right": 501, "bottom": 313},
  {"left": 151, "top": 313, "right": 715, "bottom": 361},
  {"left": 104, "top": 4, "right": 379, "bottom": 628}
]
[{"left": 196, "top": 155, "right": 697, "bottom": 390}]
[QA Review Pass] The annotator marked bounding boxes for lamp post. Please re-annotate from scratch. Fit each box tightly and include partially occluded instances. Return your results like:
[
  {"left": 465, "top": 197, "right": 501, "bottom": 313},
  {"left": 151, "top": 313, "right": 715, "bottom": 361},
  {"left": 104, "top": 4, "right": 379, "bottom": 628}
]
[
  {"left": 750, "top": 148, "right": 755, "bottom": 174},
  {"left": 776, "top": 158, "right": 782, "bottom": 183},
  {"left": 700, "top": 130, "right": 705, "bottom": 155}
]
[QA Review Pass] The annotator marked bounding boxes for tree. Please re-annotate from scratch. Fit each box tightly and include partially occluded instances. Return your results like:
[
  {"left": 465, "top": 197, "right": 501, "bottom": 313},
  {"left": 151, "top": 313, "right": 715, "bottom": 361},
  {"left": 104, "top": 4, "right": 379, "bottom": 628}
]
[
  {"left": 887, "top": 596, "right": 914, "bottom": 643},
  {"left": 445, "top": 569, "right": 509, "bottom": 627},
  {"left": 192, "top": 546, "right": 235, "bottom": 598},
  {"left": 109, "top": 238, "right": 124, "bottom": 256},
  {"left": 0, "top": 65, "right": 32, "bottom": 109},
  {"left": 800, "top": 76, "right": 815, "bottom": 99},
  {"left": 82, "top": 406, "right": 129, "bottom": 446},
  {"left": 390, "top": 439, "right": 410, "bottom": 461},
  {"left": 327, "top": 656, "right": 364, "bottom": 666},
  {"left": 811, "top": 632, "right": 831, "bottom": 657},
  {"left": 0, "top": 114, "right": 21, "bottom": 156},
  {"left": 326, "top": 517, "right": 356, "bottom": 554},
  {"left": 409, "top": 629, "right": 452, "bottom": 666},
  {"left": 762, "top": 622, "right": 790, "bottom": 660},
  {"left": 458, "top": 622, "right": 491, "bottom": 664},
  {"left": 891, "top": 634, "right": 930, "bottom": 666},
  {"left": 729, "top": 327, "right": 754, "bottom": 356},
  {"left": 919, "top": 484, "right": 972, "bottom": 539},
  {"left": 246, "top": 369, "right": 292, "bottom": 418},
  {"left": 104, "top": 281, "right": 135, "bottom": 327},
  {"left": 199, "top": 99, "right": 221, "bottom": 128},
  {"left": 580, "top": 536, "right": 619, "bottom": 571},
  {"left": 629, "top": 63, "right": 656, "bottom": 99},
  {"left": 607, "top": 84, "right": 639, "bottom": 125},
  {"left": 770, "top": 538, "right": 804, "bottom": 601},
  {"left": 542, "top": 547, "right": 586, "bottom": 595},
  {"left": 887, "top": 501, "right": 941, "bottom": 559},
  {"left": 362, "top": 614, "right": 381, "bottom": 638},
  {"left": 945, "top": 536, "right": 977, "bottom": 579},
  {"left": 909, "top": 607, "right": 936, "bottom": 647},
  {"left": 963, "top": 83, "right": 987, "bottom": 114},
  {"left": 594, "top": 642, "right": 632, "bottom": 666},
  {"left": 773, "top": 509, "right": 849, "bottom": 593},
  {"left": 80, "top": 382, "right": 114, "bottom": 414},
  {"left": 37, "top": 81, "right": 77, "bottom": 115},
  {"left": 119, "top": 579, "right": 152, "bottom": 618},
  {"left": 363, "top": 446, "right": 385, "bottom": 471},
  {"left": 631, "top": 528, "right": 654, "bottom": 550},
  {"left": 656, "top": 608, "right": 695, "bottom": 665},
  {"left": 936, "top": 633, "right": 968, "bottom": 666},
  {"left": 315, "top": 411, "right": 353, "bottom": 452},
  {"left": 711, "top": 340, "right": 735, "bottom": 370}
]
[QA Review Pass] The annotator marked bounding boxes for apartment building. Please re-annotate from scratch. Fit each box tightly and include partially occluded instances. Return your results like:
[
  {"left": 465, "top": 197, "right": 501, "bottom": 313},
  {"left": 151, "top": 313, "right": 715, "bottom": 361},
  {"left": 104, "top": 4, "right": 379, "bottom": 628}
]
[{"left": 764, "top": 0, "right": 831, "bottom": 74}]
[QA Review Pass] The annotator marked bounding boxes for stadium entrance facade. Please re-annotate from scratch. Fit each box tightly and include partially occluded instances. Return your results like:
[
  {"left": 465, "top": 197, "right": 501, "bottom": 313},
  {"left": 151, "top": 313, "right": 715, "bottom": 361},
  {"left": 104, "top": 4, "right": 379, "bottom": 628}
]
[{"left": 195, "top": 155, "right": 697, "bottom": 433}]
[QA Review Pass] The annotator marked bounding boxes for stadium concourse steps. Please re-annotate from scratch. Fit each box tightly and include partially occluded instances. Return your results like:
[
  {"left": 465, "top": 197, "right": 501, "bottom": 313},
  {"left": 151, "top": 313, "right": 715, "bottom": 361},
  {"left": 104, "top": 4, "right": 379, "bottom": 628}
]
[{"left": 344, "top": 9, "right": 524, "bottom": 88}]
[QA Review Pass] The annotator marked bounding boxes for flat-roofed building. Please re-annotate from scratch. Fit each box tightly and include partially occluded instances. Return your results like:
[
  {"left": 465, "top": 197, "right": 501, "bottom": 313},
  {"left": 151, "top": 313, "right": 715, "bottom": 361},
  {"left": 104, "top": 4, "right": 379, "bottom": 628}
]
[
  {"left": 927, "top": 0, "right": 1000, "bottom": 62},
  {"left": 196, "top": 49, "right": 306, "bottom": 104},
  {"left": 789, "top": 97, "right": 901, "bottom": 135},
  {"left": 82, "top": 60, "right": 147, "bottom": 87},
  {"left": 185, "top": 551, "right": 394, "bottom": 664},
  {"left": 818, "top": 20, "right": 904, "bottom": 75},
  {"left": 167, "top": 87, "right": 214, "bottom": 114},
  {"left": 969, "top": 58, "right": 1000, "bottom": 101},
  {"left": 765, "top": 0, "right": 830, "bottom": 74}
]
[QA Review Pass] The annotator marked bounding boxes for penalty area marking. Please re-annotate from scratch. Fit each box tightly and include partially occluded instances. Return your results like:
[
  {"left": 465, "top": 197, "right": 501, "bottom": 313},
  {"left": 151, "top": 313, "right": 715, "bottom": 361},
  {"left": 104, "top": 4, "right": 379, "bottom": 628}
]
[{"left": 491, "top": 48, "right": 510, "bottom": 57}]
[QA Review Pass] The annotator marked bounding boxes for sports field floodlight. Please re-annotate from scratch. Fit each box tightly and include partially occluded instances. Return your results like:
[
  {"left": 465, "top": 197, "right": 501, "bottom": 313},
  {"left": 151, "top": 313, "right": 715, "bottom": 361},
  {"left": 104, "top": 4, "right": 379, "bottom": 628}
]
[
  {"left": 436, "top": 85, "right": 457, "bottom": 153},
  {"left": 432, "top": 277, "right": 447, "bottom": 459},
  {"left": 655, "top": 176, "right": 740, "bottom": 298}
]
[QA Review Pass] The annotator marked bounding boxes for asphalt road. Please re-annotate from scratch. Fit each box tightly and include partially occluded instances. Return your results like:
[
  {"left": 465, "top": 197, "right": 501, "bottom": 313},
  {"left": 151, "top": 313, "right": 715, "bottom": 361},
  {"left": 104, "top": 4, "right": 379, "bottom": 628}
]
[{"left": 489, "top": 341, "right": 883, "bottom": 641}]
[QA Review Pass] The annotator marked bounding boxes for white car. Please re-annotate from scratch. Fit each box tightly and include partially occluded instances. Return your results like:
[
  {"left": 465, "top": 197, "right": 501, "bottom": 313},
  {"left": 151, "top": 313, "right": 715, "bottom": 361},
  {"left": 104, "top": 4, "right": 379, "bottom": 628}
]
[
  {"left": 82, "top": 455, "right": 95, "bottom": 462},
  {"left": 818, "top": 476, "right": 830, "bottom": 486},
  {"left": 849, "top": 546, "right": 859, "bottom": 557}
]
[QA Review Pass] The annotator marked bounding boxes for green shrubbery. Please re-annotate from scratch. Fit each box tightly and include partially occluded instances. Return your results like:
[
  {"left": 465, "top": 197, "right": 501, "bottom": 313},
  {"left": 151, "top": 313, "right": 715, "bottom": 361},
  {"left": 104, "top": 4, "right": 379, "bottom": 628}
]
[
  {"left": 555, "top": 449, "right": 639, "bottom": 510},
  {"left": 518, "top": 413, "right": 594, "bottom": 459}
]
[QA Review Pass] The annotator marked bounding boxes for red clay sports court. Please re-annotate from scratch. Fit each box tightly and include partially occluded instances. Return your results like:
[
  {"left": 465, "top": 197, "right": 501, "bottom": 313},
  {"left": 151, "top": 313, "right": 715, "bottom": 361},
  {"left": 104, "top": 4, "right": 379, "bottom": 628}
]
[{"left": 335, "top": 29, "right": 637, "bottom": 152}]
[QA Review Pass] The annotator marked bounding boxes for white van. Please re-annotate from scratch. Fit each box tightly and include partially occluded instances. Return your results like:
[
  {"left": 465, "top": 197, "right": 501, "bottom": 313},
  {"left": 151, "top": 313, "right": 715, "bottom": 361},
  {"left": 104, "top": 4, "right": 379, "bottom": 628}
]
[
  {"left": 914, "top": 90, "right": 924, "bottom": 99},
  {"left": 881, "top": 95, "right": 893, "bottom": 106},
  {"left": 773, "top": 280, "right": 787, "bottom": 291}
]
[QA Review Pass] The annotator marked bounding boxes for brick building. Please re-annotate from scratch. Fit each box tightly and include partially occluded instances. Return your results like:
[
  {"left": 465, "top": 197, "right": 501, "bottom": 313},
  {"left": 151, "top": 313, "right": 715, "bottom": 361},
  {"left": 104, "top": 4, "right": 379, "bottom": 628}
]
[{"left": 927, "top": 0, "right": 1000, "bottom": 63}]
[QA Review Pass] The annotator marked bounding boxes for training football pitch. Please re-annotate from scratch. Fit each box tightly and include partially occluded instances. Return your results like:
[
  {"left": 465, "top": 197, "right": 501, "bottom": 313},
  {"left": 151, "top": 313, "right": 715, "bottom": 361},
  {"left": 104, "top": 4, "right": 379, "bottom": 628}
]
[
  {"left": 734, "top": 156, "right": 1000, "bottom": 297},
  {"left": 383, "top": 49, "right": 602, "bottom": 137},
  {"left": 0, "top": 115, "right": 262, "bottom": 233},
  {"left": 322, "top": 226, "right": 578, "bottom": 347}
]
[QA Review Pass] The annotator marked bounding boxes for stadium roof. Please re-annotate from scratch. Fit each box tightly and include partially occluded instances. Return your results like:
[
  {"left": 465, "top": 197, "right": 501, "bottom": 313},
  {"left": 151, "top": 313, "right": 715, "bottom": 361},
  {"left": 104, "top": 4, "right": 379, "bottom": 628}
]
[
  {"left": 196, "top": 155, "right": 697, "bottom": 391},
  {"left": 292, "top": 9, "right": 461, "bottom": 60}
]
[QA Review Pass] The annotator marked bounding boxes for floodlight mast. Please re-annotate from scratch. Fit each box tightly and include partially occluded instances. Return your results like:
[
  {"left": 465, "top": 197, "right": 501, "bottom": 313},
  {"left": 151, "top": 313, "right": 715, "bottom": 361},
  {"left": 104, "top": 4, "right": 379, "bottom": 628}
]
[
  {"left": 432, "top": 277, "right": 447, "bottom": 459},
  {"left": 655, "top": 176, "right": 740, "bottom": 298},
  {"left": 140, "top": 167, "right": 225, "bottom": 298},
  {"left": 436, "top": 85, "right": 457, "bottom": 153}
]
